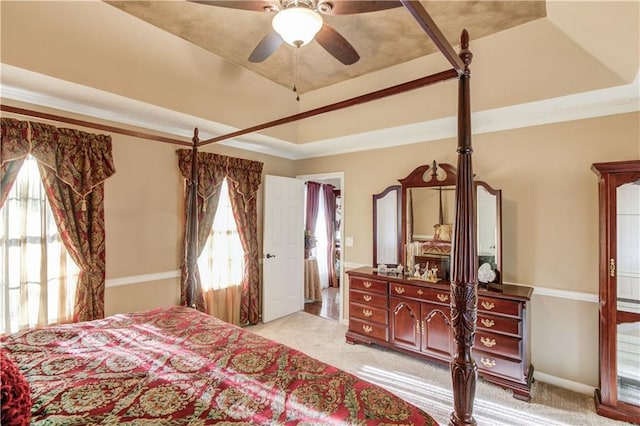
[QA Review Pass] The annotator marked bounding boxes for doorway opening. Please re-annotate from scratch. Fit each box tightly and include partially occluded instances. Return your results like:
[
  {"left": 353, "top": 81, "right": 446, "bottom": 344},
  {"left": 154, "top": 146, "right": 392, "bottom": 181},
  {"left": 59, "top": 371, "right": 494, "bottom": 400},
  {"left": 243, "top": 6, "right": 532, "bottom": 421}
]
[{"left": 297, "top": 172, "right": 344, "bottom": 322}]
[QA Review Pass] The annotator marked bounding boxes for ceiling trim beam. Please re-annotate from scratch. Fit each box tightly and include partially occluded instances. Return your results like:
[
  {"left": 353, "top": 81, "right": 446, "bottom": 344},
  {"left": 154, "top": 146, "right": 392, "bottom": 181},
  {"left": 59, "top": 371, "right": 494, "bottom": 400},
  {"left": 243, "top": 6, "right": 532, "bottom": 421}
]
[
  {"left": 198, "top": 68, "right": 458, "bottom": 147},
  {"left": 400, "top": 0, "right": 465, "bottom": 74}
]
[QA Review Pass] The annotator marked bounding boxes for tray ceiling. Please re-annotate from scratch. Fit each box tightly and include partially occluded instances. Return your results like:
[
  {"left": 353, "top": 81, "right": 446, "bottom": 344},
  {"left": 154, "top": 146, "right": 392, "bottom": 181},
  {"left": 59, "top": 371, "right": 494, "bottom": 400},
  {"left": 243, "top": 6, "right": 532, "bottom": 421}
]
[{"left": 106, "top": 1, "right": 547, "bottom": 93}]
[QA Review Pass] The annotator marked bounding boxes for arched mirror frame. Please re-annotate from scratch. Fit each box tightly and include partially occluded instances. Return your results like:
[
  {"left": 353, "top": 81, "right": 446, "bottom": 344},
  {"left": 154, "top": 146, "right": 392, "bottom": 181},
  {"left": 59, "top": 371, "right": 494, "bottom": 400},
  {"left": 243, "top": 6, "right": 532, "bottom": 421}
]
[
  {"left": 372, "top": 185, "right": 402, "bottom": 267},
  {"left": 398, "top": 162, "right": 503, "bottom": 284}
]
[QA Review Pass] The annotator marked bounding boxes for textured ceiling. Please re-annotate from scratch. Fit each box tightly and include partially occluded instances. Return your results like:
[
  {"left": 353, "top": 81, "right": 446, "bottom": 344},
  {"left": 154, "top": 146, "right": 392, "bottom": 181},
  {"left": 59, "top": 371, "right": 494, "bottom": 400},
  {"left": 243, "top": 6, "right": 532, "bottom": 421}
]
[{"left": 106, "top": 1, "right": 546, "bottom": 93}]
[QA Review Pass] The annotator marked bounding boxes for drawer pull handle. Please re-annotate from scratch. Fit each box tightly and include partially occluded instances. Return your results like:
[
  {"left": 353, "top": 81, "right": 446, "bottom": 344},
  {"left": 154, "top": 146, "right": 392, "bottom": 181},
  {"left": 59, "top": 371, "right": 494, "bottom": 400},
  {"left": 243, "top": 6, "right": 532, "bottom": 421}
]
[
  {"left": 363, "top": 295, "right": 372, "bottom": 302},
  {"left": 480, "top": 337, "right": 497, "bottom": 348},
  {"left": 363, "top": 309, "right": 373, "bottom": 317},
  {"left": 394, "top": 286, "right": 405, "bottom": 294},
  {"left": 437, "top": 294, "right": 449, "bottom": 302},
  {"left": 481, "top": 301, "right": 495, "bottom": 310},
  {"left": 480, "top": 318, "right": 495, "bottom": 328},
  {"left": 362, "top": 325, "right": 373, "bottom": 333},
  {"left": 363, "top": 281, "right": 372, "bottom": 288},
  {"left": 480, "top": 357, "right": 496, "bottom": 368}
]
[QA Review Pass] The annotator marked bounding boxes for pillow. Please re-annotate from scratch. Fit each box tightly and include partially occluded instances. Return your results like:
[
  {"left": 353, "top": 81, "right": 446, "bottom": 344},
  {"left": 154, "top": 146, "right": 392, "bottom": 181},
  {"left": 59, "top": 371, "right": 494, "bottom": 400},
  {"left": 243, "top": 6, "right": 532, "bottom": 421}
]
[{"left": 1, "top": 349, "right": 32, "bottom": 426}]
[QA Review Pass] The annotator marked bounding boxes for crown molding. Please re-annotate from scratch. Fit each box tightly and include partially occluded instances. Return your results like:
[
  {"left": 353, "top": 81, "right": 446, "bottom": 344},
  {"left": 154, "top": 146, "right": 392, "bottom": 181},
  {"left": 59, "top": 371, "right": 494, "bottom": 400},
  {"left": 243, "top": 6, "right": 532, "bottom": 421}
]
[{"left": 2, "top": 64, "right": 638, "bottom": 160}]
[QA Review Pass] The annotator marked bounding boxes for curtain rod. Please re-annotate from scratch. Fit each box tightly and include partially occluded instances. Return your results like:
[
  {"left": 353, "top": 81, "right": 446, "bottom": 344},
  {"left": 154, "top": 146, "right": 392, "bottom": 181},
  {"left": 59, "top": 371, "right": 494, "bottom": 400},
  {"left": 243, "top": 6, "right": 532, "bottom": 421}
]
[{"left": 0, "top": 105, "right": 193, "bottom": 147}]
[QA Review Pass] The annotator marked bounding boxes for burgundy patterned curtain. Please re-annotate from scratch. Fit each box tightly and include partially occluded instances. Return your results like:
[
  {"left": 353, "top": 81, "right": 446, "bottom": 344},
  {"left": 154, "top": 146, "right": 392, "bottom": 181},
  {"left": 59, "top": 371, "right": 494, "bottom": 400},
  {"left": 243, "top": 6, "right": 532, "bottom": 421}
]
[
  {"left": 322, "top": 184, "right": 338, "bottom": 287},
  {"left": 226, "top": 157, "right": 263, "bottom": 325},
  {"left": 305, "top": 181, "right": 321, "bottom": 235},
  {"left": 0, "top": 119, "right": 30, "bottom": 207},
  {"left": 177, "top": 150, "right": 263, "bottom": 324},
  {"left": 176, "top": 149, "right": 227, "bottom": 311},
  {"left": 29, "top": 122, "right": 115, "bottom": 322}
]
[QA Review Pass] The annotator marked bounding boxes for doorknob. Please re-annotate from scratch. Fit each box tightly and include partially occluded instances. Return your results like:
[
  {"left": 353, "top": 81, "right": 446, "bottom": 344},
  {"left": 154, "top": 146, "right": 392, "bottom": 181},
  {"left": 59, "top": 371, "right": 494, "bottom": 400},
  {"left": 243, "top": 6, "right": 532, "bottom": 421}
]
[{"left": 265, "top": 253, "right": 276, "bottom": 259}]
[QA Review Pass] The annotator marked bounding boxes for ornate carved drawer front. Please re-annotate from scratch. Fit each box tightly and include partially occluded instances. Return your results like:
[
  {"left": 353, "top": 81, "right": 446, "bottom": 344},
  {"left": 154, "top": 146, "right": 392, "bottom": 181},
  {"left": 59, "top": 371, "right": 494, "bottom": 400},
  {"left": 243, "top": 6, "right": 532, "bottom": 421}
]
[
  {"left": 474, "top": 331, "right": 521, "bottom": 359},
  {"left": 350, "top": 290, "right": 387, "bottom": 309},
  {"left": 350, "top": 277, "right": 387, "bottom": 294},
  {"left": 389, "top": 283, "right": 451, "bottom": 305},
  {"left": 350, "top": 302, "right": 388, "bottom": 325},
  {"left": 478, "top": 296, "right": 521, "bottom": 318},
  {"left": 473, "top": 350, "right": 527, "bottom": 384},
  {"left": 349, "top": 318, "right": 388, "bottom": 341},
  {"left": 477, "top": 314, "right": 521, "bottom": 337}
]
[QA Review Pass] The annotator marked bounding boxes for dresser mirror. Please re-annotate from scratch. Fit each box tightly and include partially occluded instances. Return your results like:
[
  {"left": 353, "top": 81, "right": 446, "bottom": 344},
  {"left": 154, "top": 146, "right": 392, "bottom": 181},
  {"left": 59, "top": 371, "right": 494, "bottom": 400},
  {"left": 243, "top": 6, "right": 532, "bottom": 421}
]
[
  {"left": 372, "top": 185, "right": 402, "bottom": 267},
  {"left": 397, "top": 162, "right": 503, "bottom": 284}
]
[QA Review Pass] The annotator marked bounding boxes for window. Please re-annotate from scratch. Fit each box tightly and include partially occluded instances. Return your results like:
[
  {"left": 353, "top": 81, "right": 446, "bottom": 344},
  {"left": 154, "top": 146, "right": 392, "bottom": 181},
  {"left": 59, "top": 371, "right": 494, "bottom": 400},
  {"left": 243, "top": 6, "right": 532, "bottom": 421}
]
[
  {"left": 197, "top": 178, "right": 244, "bottom": 290},
  {"left": 0, "top": 155, "right": 79, "bottom": 334}
]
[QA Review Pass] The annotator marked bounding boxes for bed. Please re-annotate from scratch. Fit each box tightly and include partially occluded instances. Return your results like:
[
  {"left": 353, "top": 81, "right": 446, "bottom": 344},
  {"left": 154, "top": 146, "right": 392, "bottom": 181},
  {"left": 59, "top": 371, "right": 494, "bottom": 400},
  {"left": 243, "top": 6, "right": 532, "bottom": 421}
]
[
  {"left": 1, "top": 2, "right": 480, "bottom": 425},
  {"left": 2, "top": 305, "right": 438, "bottom": 425}
]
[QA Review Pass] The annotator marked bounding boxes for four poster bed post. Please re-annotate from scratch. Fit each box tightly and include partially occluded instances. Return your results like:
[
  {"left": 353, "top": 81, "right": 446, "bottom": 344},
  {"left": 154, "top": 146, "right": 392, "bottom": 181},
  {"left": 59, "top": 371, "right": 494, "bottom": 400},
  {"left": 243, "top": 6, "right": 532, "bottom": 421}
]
[
  {"left": 182, "top": 3, "right": 479, "bottom": 424},
  {"left": 450, "top": 30, "right": 479, "bottom": 426},
  {"left": 183, "top": 128, "right": 200, "bottom": 309}
]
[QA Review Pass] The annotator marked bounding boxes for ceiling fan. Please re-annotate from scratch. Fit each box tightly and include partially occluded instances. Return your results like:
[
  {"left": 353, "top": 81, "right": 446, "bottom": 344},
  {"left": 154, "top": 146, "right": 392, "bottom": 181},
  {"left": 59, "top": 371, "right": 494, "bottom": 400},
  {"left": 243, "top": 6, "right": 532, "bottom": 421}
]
[{"left": 189, "top": 1, "right": 402, "bottom": 65}]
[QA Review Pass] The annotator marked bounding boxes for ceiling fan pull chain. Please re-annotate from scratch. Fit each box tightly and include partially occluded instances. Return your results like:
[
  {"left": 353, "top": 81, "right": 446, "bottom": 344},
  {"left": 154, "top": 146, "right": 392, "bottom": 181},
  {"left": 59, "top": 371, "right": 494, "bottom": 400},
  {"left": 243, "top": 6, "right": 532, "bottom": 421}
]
[{"left": 293, "top": 46, "right": 300, "bottom": 101}]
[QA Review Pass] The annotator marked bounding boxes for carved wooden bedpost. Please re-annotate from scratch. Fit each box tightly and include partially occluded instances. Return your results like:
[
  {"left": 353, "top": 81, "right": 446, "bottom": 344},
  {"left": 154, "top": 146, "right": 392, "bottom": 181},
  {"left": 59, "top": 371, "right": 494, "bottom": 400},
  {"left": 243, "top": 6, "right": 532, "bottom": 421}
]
[
  {"left": 450, "top": 29, "right": 478, "bottom": 426},
  {"left": 184, "top": 128, "right": 200, "bottom": 309}
]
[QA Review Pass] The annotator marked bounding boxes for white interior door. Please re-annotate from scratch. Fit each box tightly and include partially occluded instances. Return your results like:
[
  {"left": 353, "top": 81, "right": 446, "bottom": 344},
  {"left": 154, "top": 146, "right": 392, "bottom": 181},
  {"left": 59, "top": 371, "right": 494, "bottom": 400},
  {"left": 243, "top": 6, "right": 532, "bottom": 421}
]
[{"left": 262, "top": 175, "right": 304, "bottom": 323}]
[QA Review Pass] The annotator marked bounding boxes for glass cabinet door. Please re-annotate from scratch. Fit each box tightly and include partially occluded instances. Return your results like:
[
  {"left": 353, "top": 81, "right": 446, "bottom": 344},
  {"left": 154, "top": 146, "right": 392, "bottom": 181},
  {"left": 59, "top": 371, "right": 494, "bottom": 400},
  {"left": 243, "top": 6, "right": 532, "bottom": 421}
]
[
  {"left": 616, "top": 180, "right": 640, "bottom": 406},
  {"left": 592, "top": 160, "right": 640, "bottom": 423}
]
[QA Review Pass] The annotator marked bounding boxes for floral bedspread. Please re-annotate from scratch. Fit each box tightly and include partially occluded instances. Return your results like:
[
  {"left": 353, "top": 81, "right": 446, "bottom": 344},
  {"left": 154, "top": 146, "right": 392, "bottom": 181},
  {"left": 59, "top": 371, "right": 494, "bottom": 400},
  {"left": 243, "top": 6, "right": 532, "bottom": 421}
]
[{"left": 1, "top": 306, "right": 438, "bottom": 425}]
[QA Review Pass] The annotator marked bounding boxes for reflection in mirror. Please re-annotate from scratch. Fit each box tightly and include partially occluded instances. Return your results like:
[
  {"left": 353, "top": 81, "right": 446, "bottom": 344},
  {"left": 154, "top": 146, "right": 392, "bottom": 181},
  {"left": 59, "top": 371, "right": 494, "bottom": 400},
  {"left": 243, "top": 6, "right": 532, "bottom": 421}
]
[
  {"left": 615, "top": 179, "right": 640, "bottom": 405},
  {"left": 373, "top": 185, "right": 401, "bottom": 267},
  {"left": 409, "top": 187, "right": 455, "bottom": 241},
  {"left": 477, "top": 183, "right": 501, "bottom": 282},
  {"left": 399, "top": 162, "right": 503, "bottom": 284}
]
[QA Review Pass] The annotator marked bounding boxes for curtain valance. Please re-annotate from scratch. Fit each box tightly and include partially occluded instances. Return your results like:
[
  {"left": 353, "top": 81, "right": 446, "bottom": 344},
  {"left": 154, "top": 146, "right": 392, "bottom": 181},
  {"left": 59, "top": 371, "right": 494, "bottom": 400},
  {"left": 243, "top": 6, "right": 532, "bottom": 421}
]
[
  {"left": 176, "top": 149, "right": 263, "bottom": 203},
  {"left": 1, "top": 118, "right": 116, "bottom": 208}
]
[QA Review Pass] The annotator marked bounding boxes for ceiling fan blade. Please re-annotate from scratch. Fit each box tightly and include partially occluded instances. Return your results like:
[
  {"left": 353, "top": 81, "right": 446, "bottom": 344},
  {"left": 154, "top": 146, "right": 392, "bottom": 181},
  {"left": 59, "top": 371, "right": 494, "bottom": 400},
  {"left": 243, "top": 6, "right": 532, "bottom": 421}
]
[
  {"left": 315, "top": 24, "right": 359, "bottom": 65},
  {"left": 187, "top": 1, "right": 278, "bottom": 12},
  {"left": 318, "top": 1, "right": 401, "bottom": 15},
  {"left": 249, "top": 31, "right": 284, "bottom": 62}
]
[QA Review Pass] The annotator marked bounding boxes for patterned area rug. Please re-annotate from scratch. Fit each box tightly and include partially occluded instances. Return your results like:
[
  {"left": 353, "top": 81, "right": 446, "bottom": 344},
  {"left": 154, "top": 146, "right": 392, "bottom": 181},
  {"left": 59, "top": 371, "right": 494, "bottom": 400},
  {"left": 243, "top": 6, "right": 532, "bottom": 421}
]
[{"left": 249, "top": 311, "right": 631, "bottom": 426}]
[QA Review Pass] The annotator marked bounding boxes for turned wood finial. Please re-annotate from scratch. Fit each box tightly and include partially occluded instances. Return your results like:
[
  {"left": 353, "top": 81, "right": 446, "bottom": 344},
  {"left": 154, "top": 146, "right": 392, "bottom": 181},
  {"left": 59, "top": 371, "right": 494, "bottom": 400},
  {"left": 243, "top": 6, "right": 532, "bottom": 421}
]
[
  {"left": 459, "top": 29, "right": 473, "bottom": 70},
  {"left": 192, "top": 127, "right": 200, "bottom": 144}
]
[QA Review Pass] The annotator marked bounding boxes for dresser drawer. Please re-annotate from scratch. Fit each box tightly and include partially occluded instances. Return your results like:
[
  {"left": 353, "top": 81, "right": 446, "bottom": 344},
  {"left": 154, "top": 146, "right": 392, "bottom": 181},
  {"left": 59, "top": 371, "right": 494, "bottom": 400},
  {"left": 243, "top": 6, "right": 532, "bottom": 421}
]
[
  {"left": 389, "top": 283, "right": 451, "bottom": 305},
  {"left": 474, "top": 350, "right": 527, "bottom": 383},
  {"left": 350, "top": 290, "right": 387, "bottom": 309},
  {"left": 475, "top": 331, "right": 521, "bottom": 359},
  {"left": 478, "top": 296, "right": 522, "bottom": 318},
  {"left": 350, "top": 302, "right": 388, "bottom": 325},
  {"left": 349, "top": 318, "right": 388, "bottom": 341},
  {"left": 478, "top": 314, "right": 521, "bottom": 337},
  {"left": 350, "top": 276, "right": 387, "bottom": 294}
]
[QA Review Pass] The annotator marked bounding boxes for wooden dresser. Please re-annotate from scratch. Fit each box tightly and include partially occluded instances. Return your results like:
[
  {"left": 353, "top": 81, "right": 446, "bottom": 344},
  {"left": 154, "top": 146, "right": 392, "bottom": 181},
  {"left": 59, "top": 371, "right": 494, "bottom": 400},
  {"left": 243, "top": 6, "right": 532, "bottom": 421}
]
[{"left": 346, "top": 267, "right": 534, "bottom": 401}]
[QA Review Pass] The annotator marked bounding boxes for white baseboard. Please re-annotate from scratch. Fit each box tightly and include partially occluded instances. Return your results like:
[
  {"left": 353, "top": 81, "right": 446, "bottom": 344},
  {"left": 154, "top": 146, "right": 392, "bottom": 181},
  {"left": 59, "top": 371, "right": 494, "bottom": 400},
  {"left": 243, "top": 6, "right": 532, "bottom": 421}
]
[{"left": 533, "top": 371, "right": 595, "bottom": 395}]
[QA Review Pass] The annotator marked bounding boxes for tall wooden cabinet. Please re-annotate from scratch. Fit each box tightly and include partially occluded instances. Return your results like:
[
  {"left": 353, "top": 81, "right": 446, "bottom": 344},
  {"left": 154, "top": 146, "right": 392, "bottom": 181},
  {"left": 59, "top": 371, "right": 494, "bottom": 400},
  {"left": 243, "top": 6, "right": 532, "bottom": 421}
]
[
  {"left": 592, "top": 160, "right": 640, "bottom": 424},
  {"left": 346, "top": 267, "right": 534, "bottom": 401}
]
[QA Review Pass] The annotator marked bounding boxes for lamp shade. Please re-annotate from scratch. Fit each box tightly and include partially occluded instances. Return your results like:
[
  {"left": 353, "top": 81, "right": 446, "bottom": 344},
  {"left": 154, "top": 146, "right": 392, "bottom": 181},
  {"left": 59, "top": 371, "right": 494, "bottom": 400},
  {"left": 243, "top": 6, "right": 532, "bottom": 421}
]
[{"left": 272, "top": 7, "right": 323, "bottom": 47}]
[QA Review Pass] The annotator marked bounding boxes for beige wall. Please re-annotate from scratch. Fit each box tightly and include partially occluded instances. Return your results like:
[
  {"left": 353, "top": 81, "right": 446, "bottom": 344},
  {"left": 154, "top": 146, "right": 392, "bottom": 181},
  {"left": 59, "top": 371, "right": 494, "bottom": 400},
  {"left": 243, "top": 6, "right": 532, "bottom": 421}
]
[
  {"left": 294, "top": 112, "right": 640, "bottom": 387},
  {"left": 104, "top": 134, "right": 297, "bottom": 316}
]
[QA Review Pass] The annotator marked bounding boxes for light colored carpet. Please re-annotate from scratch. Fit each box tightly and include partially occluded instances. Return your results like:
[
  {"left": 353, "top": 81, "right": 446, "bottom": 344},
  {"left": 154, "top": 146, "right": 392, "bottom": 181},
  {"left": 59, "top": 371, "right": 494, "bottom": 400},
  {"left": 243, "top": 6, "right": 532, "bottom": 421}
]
[{"left": 248, "top": 311, "right": 632, "bottom": 426}]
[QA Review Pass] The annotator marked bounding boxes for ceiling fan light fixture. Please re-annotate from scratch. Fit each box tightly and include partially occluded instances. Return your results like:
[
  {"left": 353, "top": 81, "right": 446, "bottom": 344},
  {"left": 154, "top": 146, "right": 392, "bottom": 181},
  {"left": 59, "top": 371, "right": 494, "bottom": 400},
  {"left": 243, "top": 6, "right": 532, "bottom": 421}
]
[{"left": 272, "top": 7, "right": 323, "bottom": 47}]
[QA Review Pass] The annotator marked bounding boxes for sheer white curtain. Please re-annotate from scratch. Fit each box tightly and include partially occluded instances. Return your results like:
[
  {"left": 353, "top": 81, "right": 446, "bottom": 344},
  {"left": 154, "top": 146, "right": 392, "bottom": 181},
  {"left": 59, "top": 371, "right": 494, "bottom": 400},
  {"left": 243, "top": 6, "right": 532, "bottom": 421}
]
[
  {"left": 197, "top": 178, "right": 244, "bottom": 324},
  {"left": 315, "top": 190, "right": 329, "bottom": 289},
  {"left": 0, "top": 155, "right": 79, "bottom": 334}
]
